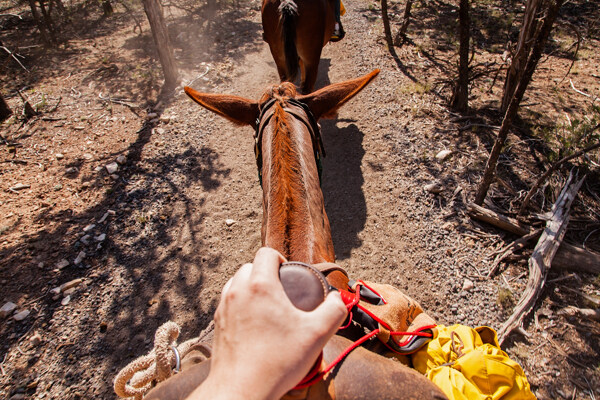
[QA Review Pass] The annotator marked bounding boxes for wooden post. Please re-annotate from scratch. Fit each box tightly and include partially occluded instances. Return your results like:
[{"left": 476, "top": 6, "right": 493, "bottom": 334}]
[{"left": 142, "top": 0, "right": 179, "bottom": 89}]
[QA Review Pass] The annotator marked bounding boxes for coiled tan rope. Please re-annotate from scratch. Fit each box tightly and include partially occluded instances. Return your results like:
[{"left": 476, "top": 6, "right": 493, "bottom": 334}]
[{"left": 114, "top": 321, "right": 210, "bottom": 399}]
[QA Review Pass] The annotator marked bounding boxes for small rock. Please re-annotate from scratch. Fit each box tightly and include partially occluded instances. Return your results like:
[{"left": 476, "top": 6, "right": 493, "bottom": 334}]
[
  {"left": 147, "top": 112, "right": 158, "bottom": 119},
  {"left": 63, "top": 288, "right": 76, "bottom": 296},
  {"left": 105, "top": 162, "right": 119, "bottom": 174},
  {"left": 65, "top": 167, "right": 78, "bottom": 174},
  {"left": 225, "top": 219, "right": 236, "bottom": 227},
  {"left": 95, "top": 233, "right": 106, "bottom": 242},
  {"left": 80, "top": 234, "right": 91, "bottom": 245},
  {"left": 10, "top": 394, "right": 26, "bottom": 400},
  {"left": 61, "top": 295, "right": 71, "bottom": 306},
  {"left": 74, "top": 251, "right": 86, "bottom": 265},
  {"left": 50, "top": 287, "right": 61, "bottom": 295},
  {"left": 424, "top": 182, "right": 444, "bottom": 194},
  {"left": 10, "top": 183, "right": 31, "bottom": 191},
  {"left": 462, "top": 278, "right": 474, "bottom": 291},
  {"left": 83, "top": 153, "right": 93, "bottom": 160},
  {"left": 83, "top": 224, "right": 96, "bottom": 232},
  {"left": 29, "top": 332, "right": 42, "bottom": 346},
  {"left": 175, "top": 159, "right": 184, "bottom": 166},
  {"left": 13, "top": 310, "right": 30, "bottom": 321},
  {"left": 435, "top": 149, "right": 453, "bottom": 162},
  {"left": 153, "top": 128, "right": 165, "bottom": 135},
  {"left": 55, "top": 153, "right": 64, "bottom": 160},
  {"left": 159, "top": 115, "right": 171, "bottom": 123},
  {"left": 56, "top": 259, "right": 70, "bottom": 270},
  {"left": 116, "top": 155, "right": 127, "bottom": 164},
  {"left": 54, "top": 184, "right": 63, "bottom": 191},
  {"left": 81, "top": 181, "right": 91, "bottom": 188},
  {"left": 110, "top": 174, "right": 119, "bottom": 180},
  {"left": 94, "top": 166, "right": 104, "bottom": 173},
  {"left": 0, "top": 302, "right": 17, "bottom": 318}
]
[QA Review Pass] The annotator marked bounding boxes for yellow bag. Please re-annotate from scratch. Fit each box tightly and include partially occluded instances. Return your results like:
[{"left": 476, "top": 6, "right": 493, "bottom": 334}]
[
  {"left": 340, "top": 0, "right": 346, "bottom": 16},
  {"left": 412, "top": 325, "right": 536, "bottom": 400}
]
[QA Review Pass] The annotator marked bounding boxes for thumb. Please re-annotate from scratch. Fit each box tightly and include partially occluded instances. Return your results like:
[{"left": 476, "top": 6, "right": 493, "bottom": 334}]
[{"left": 310, "top": 291, "right": 348, "bottom": 337}]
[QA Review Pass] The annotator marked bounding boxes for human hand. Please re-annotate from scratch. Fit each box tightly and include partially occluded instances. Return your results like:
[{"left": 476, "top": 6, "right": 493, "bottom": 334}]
[{"left": 187, "top": 247, "right": 347, "bottom": 400}]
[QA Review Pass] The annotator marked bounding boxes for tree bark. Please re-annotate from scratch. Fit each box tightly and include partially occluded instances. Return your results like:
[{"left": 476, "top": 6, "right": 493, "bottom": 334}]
[
  {"left": 467, "top": 203, "right": 600, "bottom": 275},
  {"left": 142, "top": 0, "right": 179, "bottom": 89},
  {"left": 26, "top": 0, "right": 53, "bottom": 46},
  {"left": 451, "top": 0, "right": 470, "bottom": 112},
  {"left": 501, "top": 0, "right": 542, "bottom": 113},
  {"left": 474, "top": 0, "right": 563, "bottom": 205},
  {"left": 0, "top": 92, "right": 12, "bottom": 121},
  {"left": 381, "top": 0, "right": 394, "bottom": 52},
  {"left": 394, "top": 0, "right": 413, "bottom": 46},
  {"left": 498, "top": 173, "right": 583, "bottom": 344}
]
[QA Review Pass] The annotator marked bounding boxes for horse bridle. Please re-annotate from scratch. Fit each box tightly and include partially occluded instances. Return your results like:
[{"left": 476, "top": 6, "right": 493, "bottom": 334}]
[{"left": 253, "top": 97, "right": 326, "bottom": 186}]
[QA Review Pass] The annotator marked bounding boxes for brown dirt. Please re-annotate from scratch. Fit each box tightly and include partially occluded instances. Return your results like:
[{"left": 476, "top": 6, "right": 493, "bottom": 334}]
[{"left": 1, "top": 0, "right": 599, "bottom": 399}]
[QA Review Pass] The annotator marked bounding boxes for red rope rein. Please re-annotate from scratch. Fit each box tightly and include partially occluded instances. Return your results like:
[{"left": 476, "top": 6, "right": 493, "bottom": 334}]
[{"left": 291, "top": 282, "right": 435, "bottom": 390}]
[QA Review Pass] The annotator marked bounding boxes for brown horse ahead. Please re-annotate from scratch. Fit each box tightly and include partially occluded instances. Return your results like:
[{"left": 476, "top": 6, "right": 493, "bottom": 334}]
[
  {"left": 262, "top": 0, "right": 335, "bottom": 93},
  {"left": 140, "top": 71, "right": 447, "bottom": 399}
]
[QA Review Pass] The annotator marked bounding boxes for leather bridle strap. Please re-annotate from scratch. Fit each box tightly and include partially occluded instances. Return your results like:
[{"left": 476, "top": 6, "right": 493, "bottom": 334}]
[{"left": 253, "top": 98, "right": 325, "bottom": 186}]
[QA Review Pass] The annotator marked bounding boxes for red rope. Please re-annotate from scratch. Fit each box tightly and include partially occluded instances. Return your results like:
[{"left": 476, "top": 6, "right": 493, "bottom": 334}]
[{"left": 292, "top": 282, "right": 436, "bottom": 390}]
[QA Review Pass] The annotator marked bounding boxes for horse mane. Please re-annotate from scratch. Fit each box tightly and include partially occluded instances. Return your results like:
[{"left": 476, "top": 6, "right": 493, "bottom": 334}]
[{"left": 262, "top": 83, "right": 313, "bottom": 256}]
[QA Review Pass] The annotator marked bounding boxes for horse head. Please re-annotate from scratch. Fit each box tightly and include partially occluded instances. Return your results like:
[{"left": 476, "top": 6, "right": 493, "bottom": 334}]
[{"left": 184, "top": 69, "right": 379, "bottom": 264}]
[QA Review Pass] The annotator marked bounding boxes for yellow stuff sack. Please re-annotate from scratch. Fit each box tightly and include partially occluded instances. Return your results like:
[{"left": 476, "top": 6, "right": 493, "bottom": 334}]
[
  {"left": 412, "top": 324, "right": 535, "bottom": 400},
  {"left": 340, "top": 0, "right": 346, "bottom": 15}
]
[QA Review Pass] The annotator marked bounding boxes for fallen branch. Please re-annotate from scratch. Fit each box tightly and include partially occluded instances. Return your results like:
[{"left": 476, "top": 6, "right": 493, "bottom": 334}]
[
  {"left": 498, "top": 171, "right": 584, "bottom": 345},
  {"left": 488, "top": 228, "right": 543, "bottom": 277},
  {"left": 519, "top": 129, "right": 600, "bottom": 215},
  {"left": 1, "top": 45, "right": 28, "bottom": 72},
  {"left": 558, "top": 306, "right": 600, "bottom": 321},
  {"left": 468, "top": 203, "right": 600, "bottom": 275}
]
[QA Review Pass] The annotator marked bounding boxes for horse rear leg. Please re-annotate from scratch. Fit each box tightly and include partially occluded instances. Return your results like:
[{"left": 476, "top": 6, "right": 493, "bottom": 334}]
[{"left": 300, "top": 60, "right": 319, "bottom": 94}]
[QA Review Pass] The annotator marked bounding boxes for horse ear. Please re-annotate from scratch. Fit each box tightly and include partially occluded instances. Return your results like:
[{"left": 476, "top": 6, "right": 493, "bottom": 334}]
[
  {"left": 184, "top": 87, "right": 259, "bottom": 128},
  {"left": 297, "top": 69, "right": 380, "bottom": 120}
]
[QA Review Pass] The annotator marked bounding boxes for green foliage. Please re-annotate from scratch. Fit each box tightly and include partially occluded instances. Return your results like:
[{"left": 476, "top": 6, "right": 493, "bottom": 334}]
[{"left": 551, "top": 105, "right": 600, "bottom": 162}]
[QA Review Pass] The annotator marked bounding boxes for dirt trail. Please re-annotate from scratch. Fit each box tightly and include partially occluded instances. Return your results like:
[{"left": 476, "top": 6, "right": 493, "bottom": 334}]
[{"left": 1, "top": 0, "right": 599, "bottom": 398}]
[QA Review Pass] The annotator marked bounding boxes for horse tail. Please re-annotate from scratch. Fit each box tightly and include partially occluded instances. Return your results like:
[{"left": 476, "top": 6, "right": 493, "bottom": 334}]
[{"left": 278, "top": 0, "right": 299, "bottom": 82}]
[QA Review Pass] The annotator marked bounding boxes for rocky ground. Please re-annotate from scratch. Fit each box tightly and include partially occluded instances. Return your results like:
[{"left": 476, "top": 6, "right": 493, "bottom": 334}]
[{"left": 1, "top": 0, "right": 599, "bottom": 398}]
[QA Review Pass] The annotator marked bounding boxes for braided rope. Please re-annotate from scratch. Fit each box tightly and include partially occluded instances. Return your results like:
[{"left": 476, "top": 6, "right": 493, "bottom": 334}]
[{"left": 114, "top": 321, "right": 209, "bottom": 399}]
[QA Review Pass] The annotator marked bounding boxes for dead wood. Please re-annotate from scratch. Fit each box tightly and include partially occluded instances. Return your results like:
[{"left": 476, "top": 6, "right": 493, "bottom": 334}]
[
  {"left": 467, "top": 203, "right": 530, "bottom": 235},
  {"left": 488, "top": 228, "right": 543, "bottom": 277},
  {"left": 497, "top": 172, "right": 584, "bottom": 345},
  {"left": 468, "top": 203, "right": 600, "bottom": 275},
  {"left": 558, "top": 306, "right": 600, "bottom": 321}
]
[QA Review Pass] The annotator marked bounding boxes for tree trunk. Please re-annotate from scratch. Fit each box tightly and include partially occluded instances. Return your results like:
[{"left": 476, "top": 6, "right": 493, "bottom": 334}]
[
  {"left": 394, "top": 0, "right": 413, "bottom": 46},
  {"left": 381, "top": 0, "right": 394, "bottom": 52},
  {"left": 474, "top": 0, "right": 563, "bottom": 205},
  {"left": 102, "top": 0, "right": 114, "bottom": 16},
  {"left": 451, "top": 0, "right": 470, "bottom": 112},
  {"left": 27, "top": 0, "right": 53, "bottom": 46},
  {"left": 37, "top": 0, "right": 57, "bottom": 42},
  {"left": 0, "top": 92, "right": 12, "bottom": 122},
  {"left": 141, "top": 0, "right": 179, "bottom": 89},
  {"left": 501, "top": 0, "right": 542, "bottom": 113}
]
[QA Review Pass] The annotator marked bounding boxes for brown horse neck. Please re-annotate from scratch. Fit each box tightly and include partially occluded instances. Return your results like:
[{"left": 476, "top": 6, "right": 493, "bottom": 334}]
[{"left": 260, "top": 98, "right": 335, "bottom": 264}]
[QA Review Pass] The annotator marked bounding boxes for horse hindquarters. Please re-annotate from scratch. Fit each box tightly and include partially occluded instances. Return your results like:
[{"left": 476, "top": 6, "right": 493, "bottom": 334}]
[{"left": 262, "top": 0, "right": 299, "bottom": 83}]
